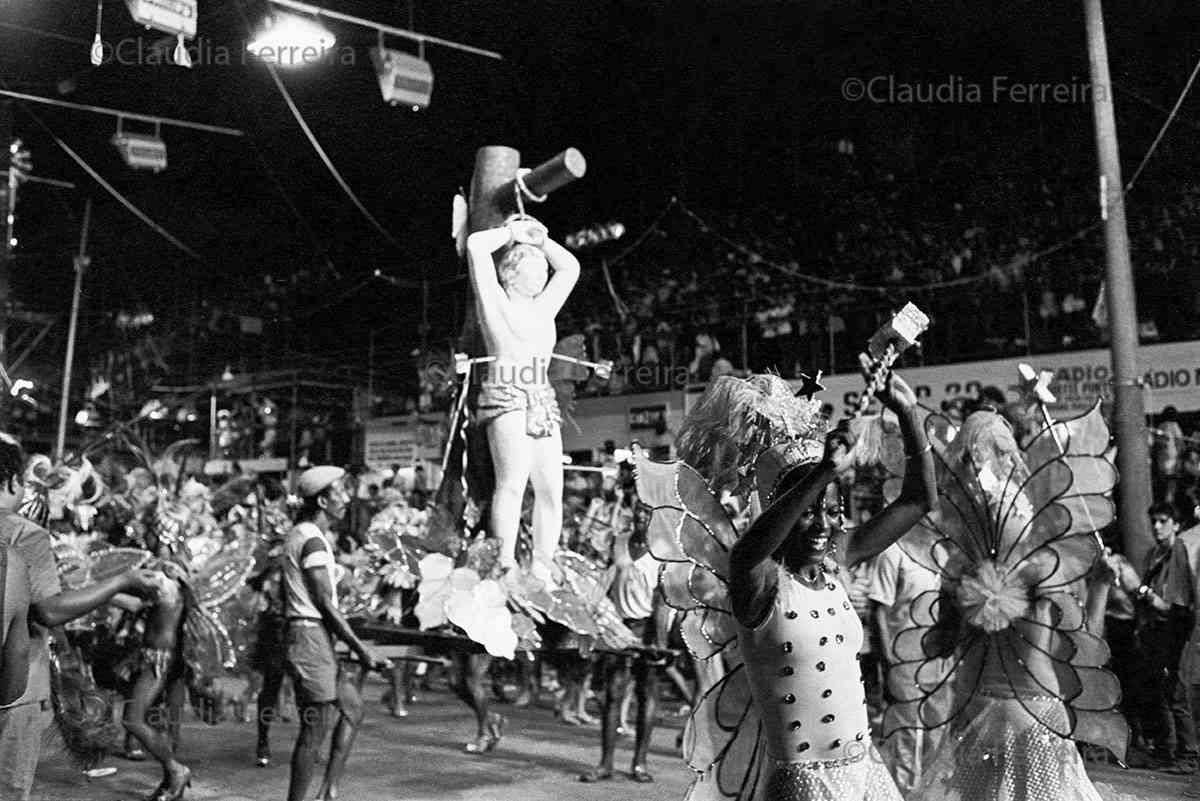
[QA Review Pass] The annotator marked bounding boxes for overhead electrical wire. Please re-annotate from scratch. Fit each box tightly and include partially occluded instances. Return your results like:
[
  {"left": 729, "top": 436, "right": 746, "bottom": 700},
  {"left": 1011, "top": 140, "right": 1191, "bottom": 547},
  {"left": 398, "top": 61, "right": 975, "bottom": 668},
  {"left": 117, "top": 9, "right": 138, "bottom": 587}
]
[
  {"left": 232, "top": 0, "right": 401, "bottom": 249},
  {"left": 255, "top": 63, "right": 402, "bottom": 249},
  {"left": 1123, "top": 51, "right": 1200, "bottom": 193}
]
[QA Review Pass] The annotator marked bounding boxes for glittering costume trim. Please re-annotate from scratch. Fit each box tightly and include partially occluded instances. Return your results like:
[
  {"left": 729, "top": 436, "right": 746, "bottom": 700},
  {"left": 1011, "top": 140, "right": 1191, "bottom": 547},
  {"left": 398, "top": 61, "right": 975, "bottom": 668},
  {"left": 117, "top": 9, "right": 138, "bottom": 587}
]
[
  {"left": 976, "top": 686, "right": 1060, "bottom": 702},
  {"left": 475, "top": 382, "right": 561, "bottom": 438},
  {"left": 764, "top": 746, "right": 902, "bottom": 801},
  {"left": 138, "top": 647, "right": 174, "bottom": 679},
  {"left": 772, "top": 750, "right": 867, "bottom": 770}
]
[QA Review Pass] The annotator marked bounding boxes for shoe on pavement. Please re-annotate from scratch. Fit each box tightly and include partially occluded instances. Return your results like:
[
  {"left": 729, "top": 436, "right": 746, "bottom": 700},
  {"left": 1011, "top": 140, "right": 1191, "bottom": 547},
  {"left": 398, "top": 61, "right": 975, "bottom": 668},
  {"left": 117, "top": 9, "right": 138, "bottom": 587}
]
[{"left": 579, "top": 767, "right": 613, "bottom": 782}]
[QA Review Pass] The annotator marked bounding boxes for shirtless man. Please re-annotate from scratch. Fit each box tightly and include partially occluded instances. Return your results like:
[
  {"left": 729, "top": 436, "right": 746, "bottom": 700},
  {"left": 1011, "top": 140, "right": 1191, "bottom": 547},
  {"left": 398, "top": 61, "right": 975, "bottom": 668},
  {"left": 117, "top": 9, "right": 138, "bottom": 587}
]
[{"left": 466, "top": 216, "right": 580, "bottom": 579}]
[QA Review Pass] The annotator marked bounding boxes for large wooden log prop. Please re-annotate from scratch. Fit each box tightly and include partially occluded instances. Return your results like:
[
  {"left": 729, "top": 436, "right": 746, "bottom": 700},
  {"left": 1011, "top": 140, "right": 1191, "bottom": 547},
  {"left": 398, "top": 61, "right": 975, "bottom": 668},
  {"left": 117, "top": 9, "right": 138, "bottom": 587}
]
[{"left": 435, "top": 146, "right": 586, "bottom": 518}]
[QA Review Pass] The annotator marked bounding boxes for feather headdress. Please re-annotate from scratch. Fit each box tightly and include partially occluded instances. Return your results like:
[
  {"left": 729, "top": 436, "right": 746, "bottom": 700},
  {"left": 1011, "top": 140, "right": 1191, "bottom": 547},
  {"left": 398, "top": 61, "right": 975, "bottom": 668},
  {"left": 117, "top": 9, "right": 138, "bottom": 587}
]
[{"left": 677, "top": 373, "right": 825, "bottom": 501}]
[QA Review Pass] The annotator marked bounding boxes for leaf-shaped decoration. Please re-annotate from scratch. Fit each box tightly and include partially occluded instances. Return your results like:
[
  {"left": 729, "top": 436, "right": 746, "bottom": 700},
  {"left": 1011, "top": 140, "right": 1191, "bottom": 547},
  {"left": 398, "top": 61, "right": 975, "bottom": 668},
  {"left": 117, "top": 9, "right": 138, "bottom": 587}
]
[
  {"left": 414, "top": 553, "right": 455, "bottom": 630},
  {"left": 446, "top": 577, "right": 517, "bottom": 659},
  {"left": 192, "top": 551, "right": 256, "bottom": 608},
  {"left": 85, "top": 547, "right": 151, "bottom": 585}
]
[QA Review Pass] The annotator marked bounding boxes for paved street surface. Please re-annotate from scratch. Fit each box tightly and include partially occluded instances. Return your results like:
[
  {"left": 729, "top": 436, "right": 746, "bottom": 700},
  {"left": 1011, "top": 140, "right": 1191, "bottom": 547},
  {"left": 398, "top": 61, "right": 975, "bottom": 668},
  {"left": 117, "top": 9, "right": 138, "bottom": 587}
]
[{"left": 32, "top": 677, "right": 1189, "bottom": 801}]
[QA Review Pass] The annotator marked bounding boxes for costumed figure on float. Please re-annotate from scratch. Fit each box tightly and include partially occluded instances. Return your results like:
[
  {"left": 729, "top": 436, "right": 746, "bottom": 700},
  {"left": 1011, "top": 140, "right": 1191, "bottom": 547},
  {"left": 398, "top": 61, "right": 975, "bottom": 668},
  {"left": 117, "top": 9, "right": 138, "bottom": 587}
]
[
  {"left": 387, "top": 146, "right": 637, "bottom": 754},
  {"left": 879, "top": 363, "right": 1141, "bottom": 801},
  {"left": 634, "top": 305, "right": 939, "bottom": 801}
]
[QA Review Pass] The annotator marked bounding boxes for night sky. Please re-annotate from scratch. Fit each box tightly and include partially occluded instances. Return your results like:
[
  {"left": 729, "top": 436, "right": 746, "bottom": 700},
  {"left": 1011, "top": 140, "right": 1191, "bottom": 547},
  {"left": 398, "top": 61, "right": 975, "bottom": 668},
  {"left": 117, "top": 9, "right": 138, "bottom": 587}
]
[{"left": 1, "top": 0, "right": 1197, "bottom": 374}]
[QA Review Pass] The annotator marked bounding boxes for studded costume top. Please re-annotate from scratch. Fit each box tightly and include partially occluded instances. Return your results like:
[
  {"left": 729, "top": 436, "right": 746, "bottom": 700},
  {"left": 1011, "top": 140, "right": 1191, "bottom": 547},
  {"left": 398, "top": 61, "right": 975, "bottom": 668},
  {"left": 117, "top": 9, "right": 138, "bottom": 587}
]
[{"left": 739, "top": 565, "right": 871, "bottom": 764}]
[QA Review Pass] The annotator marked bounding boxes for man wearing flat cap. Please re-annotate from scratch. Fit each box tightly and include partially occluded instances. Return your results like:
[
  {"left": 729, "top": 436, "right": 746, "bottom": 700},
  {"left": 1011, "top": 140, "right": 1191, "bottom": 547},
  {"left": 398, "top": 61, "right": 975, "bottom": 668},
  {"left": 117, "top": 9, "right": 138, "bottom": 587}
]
[{"left": 282, "top": 466, "right": 389, "bottom": 801}]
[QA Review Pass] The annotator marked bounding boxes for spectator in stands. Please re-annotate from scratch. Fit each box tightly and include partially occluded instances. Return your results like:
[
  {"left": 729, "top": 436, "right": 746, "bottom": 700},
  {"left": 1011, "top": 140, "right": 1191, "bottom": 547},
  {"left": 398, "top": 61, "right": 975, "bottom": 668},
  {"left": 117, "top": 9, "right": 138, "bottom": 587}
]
[{"left": 688, "top": 333, "right": 720, "bottom": 383}]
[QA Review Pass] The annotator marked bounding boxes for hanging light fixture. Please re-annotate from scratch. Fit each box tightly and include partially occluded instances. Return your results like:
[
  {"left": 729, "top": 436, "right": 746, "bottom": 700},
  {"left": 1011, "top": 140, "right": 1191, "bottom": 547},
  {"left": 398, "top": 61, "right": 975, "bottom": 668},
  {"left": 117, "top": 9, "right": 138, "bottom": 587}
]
[
  {"left": 247, "top": 12, "right": 336, "bottom": 67},
  {"left": 125, "top": 0, "right": 197, "bottom": 67},
  {"left": 91, "top": 0, "right": 105, "bottom": 66},
  {"left": 369, "top": 30, "right": 433, "bottom": 110},
  {"left": 112, "top": 118, "right": 168, "bottom": 172}
]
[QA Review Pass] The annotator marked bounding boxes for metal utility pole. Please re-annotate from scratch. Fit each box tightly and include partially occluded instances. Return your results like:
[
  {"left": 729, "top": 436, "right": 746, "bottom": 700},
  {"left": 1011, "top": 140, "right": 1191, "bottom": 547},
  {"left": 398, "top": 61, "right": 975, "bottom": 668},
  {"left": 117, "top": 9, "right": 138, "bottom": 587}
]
[
  {"left": 55, "top": 198, "right": 92, "bottom": 459},
  {"left": 0, "top": 100, "right": 12, "bottom": 359},
  {"left": 1082, "top": 0, "right": 1153, "bottom": 568}
]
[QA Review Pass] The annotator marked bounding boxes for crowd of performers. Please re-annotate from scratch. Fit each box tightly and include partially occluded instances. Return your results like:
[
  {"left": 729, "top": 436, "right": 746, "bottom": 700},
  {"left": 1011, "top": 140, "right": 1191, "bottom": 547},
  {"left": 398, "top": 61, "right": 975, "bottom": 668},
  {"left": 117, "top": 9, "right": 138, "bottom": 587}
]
[
  {"left": 0, "top": 205, "right": 1152, "bottom": 801},
  {"left": 0, "top": 365, "right": 1149, "bottom": 801}
]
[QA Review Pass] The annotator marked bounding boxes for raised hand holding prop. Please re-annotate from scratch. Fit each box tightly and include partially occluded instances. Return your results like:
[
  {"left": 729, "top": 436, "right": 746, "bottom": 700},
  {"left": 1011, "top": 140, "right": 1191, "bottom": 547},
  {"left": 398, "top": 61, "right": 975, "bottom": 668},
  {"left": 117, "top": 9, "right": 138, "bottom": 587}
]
[{"left": 856, "top": 302, "right": 929, "bottom": 417}]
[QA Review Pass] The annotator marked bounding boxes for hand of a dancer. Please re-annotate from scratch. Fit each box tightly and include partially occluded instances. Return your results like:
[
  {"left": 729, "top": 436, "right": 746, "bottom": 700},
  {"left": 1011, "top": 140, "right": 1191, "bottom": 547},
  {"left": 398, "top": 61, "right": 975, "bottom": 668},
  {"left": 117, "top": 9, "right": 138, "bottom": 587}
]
[
  {"left": 122, "top": 568, "right": 165, "bottom": 597},
  {"left": 159, "top": 561, "right": 189, "bottom": 582},
  {"left": 1093, "top": 553, "right": 1117, "bottom": 584},
  {"left": 822, "top": 422, "right": 857, "bottom": 475},
  {"left": 360, "top": 646, "right": 391, "bottom": 673},
  {"left": 862, "top": 356, "right": 918, "bottom": 413}
]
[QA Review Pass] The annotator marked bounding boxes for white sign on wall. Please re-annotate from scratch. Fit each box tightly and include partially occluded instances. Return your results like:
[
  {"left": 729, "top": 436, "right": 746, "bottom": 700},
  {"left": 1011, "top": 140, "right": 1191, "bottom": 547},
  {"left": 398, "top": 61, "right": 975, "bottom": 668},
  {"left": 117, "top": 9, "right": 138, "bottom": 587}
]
[
  {"left": 812, "top": 339, "right": 1200, "bottom": 419},
  {"left": 362, "top": 415, "right": 445, "bottom": 473}
]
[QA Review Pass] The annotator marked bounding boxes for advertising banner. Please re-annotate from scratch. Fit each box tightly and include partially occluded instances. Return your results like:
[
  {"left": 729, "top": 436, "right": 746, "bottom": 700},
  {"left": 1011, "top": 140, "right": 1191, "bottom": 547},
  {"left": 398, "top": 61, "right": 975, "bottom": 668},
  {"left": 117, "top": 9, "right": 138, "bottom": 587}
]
[{"left": 814, "top": 340, "right": 1200, "bottom": 418}]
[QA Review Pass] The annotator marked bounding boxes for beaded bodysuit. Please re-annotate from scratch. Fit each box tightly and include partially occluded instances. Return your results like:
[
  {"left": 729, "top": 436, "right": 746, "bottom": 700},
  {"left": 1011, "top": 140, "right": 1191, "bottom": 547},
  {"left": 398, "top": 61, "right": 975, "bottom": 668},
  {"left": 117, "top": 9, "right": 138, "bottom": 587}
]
[
  {"left": 634, "top": 448, "right": 902, "bottom": 801},
  {"left": 739, "top": 566, "right": 869, "bottom": 764}
]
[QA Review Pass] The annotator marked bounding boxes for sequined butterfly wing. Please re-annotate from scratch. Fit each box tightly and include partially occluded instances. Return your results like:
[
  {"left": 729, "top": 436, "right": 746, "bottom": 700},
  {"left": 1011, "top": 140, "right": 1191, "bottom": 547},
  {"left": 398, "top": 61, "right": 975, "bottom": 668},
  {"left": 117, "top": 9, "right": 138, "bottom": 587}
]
[
  {"left": 634, "top": 455, "right": 768, "bottom": 801},
  {"left": 633, "top": 454, "right": 739, "bottom": 659}
]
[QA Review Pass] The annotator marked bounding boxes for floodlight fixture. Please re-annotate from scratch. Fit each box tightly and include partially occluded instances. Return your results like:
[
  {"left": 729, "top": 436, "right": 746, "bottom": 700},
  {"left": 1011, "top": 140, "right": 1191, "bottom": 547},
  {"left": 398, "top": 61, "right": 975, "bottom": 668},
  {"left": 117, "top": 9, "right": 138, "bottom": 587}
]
[{"left": 247, "top": 12, "right": 336, "bottom": 68}]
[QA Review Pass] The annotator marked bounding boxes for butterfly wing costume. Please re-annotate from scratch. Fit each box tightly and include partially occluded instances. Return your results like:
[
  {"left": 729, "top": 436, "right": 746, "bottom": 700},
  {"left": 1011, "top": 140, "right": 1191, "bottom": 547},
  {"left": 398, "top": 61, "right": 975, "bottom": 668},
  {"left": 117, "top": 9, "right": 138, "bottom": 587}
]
[
  {"left": 877, "top": 402, "right": 1134, "bottom": 801},
  {"left": 633, "top": 373, "right": 901, "bottom": 801}
]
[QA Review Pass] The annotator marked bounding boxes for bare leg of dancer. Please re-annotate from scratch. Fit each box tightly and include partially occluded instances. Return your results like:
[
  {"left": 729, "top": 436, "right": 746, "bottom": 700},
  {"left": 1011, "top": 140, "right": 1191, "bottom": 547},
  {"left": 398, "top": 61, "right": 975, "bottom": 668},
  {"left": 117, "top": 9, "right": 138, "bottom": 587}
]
[
  {"left": 314, "top": 669, "right": 366, "bottom": 800},
  {"left": 287, "top": 702, "right": 334, "bottom": 801},
  {"left": 630, "top": 655, "right": 659, "bottom": 781},
  {"left": 579, "top": 654, "right": 630, "bottom": 781},
  {"left": 256, "top": 663, "right": 284, "bottom": 765},
  {"left": 453, "top": 652, "right": 502, "bottom": 753},
  {"left": 123, "top": 664, "right": 190, "bottom": 799},
  {"left": 165, "top": 676, "right": 185, "bottom": 753}
]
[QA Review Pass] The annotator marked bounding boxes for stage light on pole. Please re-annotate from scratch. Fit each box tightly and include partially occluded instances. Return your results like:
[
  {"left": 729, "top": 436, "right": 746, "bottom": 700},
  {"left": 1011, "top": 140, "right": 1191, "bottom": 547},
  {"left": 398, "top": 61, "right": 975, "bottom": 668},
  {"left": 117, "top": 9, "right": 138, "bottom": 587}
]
[{"left": 247, "top": 13, "right": 336, "bottom": 67}]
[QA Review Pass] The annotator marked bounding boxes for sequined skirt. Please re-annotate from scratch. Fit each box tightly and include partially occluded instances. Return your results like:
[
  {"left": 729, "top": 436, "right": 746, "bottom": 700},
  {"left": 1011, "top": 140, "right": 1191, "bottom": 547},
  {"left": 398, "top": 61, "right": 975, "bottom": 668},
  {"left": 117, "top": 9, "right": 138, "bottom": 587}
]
[
  {"left": 764, "top": 746, "right": 902, "bottom": 801},
  {"left": 913, "top": 692, "right": 1142, "bottom": 801}
]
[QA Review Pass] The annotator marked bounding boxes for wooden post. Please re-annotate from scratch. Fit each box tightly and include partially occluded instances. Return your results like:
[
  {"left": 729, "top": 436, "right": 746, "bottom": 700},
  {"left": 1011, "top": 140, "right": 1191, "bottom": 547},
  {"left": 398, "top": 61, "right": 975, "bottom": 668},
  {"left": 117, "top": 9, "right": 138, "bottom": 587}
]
[{"left": 1082, "top": 0, "right": 1153, "bottom": 568}]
